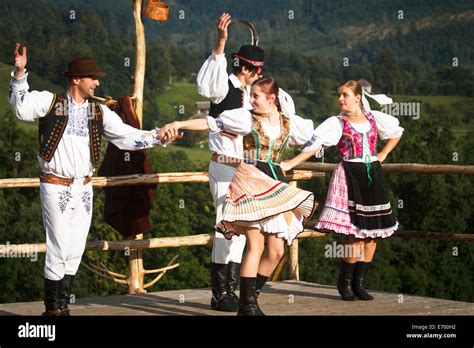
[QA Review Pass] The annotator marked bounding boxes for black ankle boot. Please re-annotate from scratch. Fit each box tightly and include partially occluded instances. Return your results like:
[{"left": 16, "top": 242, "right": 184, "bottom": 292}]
[
  {"left": 211, "top": 263, "right": 236, "bottom": 312},
  {"left": 254, "top": 273, "right": 268, "bottom": 316},
  {"left": 337, "top": 261, "right": 358, "bottom": 301},
  {"left": 237, "top": 277, "right": 264, "bottom": 316},
  {"left": 225, "top": 262, "right": 241, "bottom": 311},
  {"left": 43, "top": 278, "right": 62, "bottom": 316},
  {"left": 352, "top": 262, "right": 374, "bottom": 300},
  {"left": 59, "top": 274, "right": 75, "bottom": 316}
]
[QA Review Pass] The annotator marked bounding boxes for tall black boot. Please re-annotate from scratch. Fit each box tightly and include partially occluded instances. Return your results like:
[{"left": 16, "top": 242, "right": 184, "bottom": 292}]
[
  {"left": 352, "top": 261, "right": 374, "bottom": 300},
  {"left": 237, "top": 277, "right": 264, "bottom": 316},
  {"left": 254, "top": 273, "right": 268, "bottom": 316},
  {"left": 255, "top": 273, "right": 269, "bottom": 299},
  {"left": 210, "top": 263, "right": 235, "bottom": 312},
  {"left": 43, "top": 278, "right": 62, "bottom": 316},
  {"left": 59, "top": 274, "right": 75, "bottom": 316},
  {"left": 337, "top": 261, "right": 358, "bottom": 301},
  {"left": 225, "top": 262, "right": 240, "bottom": 312}
]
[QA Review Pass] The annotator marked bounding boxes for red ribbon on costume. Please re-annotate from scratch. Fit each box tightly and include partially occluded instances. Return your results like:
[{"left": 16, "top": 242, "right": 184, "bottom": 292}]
[{"left": 234, "top": 55, "right": 264, "bottom": 67}]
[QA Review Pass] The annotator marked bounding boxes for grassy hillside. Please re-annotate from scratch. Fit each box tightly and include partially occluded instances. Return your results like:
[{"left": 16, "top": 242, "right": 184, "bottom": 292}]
[{"left": 160, "top": 144, "right": 210, "bottom": 164}]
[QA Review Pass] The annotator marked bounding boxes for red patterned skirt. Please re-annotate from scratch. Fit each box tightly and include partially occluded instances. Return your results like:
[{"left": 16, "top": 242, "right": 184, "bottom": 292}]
[{"left": 215, "top": 162, "right": 316, "bottom": 245}]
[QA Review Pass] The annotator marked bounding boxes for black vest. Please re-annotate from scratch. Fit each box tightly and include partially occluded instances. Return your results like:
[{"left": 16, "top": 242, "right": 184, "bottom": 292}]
[
  {"left": 38, "top": 93, "right": 104, "bottom": 168},
  {"left": 209, "top": 79, "right": 244, "bottom": 117}
]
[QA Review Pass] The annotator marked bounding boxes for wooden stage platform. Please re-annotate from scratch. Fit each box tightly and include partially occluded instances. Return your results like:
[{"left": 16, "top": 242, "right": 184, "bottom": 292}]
[{"left": 0, "top": 280, "right": 472, "bottom": 316}]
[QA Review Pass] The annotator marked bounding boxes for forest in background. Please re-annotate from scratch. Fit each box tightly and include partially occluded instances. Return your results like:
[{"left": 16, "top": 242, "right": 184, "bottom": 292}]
[{"left": 0, "top": 0, "right": 472, "bottom": 304}]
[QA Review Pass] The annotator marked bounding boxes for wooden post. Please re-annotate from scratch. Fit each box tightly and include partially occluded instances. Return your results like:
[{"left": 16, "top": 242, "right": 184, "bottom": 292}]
[
  {"left": 128, "top": 233, "right": 146, "bottom": 294},
  {"left": 288, "top": 239, "right": 299, "bottom": 281},
  {"left": 130, "top": 0, "right": 146, "bottom": 294},
  {"left": 288, "top": 180, "right": 300, "bottom": 281},
  {"left": 132, "top": 0, "right": 146, "bottom": 126}
]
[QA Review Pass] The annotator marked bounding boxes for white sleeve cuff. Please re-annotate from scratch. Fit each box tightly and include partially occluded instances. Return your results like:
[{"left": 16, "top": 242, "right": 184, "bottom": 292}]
[
  {"left": 10, "top": 70, "right": 29, "bottom": 85},
  {"left": 211, "top": 53, "right": 226, "bottom": 61},
  {"left": 207, "top": 116, "right": 223, "bottom": 134},
  {"left": 300, "top": 134, "right": 324, "bottom": 158},
  {"left": 151, "top": 128, "right": 165, "bottom": 147},
  {"left": 379, "top": 128, "right": 404, "bottom": 141}
]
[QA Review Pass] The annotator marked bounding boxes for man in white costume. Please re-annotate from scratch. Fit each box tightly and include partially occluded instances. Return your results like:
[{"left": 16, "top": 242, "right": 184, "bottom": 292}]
[
  {"left": 196, "top": 13, "right": 296, "bottom": 312},
  {"left": 8, "top": 43, "right": 166, "bottom": 316}
]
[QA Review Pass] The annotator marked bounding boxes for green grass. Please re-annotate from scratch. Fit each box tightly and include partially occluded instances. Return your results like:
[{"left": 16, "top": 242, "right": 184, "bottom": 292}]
[
  {"left": 392, "top": 95, "right": 472, "bottom": 107},
  {"left": 156, "top": 83, "right": 203, "bottom": 115},
  {"left": 158, "top": 83, "right": 202, "bottom": 105},
  {"left": 160, "top": 144, "right": 211, "bottom": 164},
  {"left": 392, "top": 94, "right": 474, "bottom": 135}
]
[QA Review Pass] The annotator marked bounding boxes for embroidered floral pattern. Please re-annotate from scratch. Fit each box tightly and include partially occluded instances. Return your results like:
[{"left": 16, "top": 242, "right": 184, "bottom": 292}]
[
  {"left": 19, "top": 89, "right": 27, "bottom": 103},
  {"left": 215, "top": 117, "right": 224, "bottom": 130},
  {"left": 81, "top": 191, "right": 92, "bottom": 214},
  {"left": 134, "top": 140, "right": 149, "bottom": 148},
  {"left": 58, "top": 190, "right": 72, "bottom": 214},
  {"left": 64, "top": 95, "right": 89, "bottom": 138},
  {"left": 243, "top": 112, "right": 290, "bottom": 163},
  {"left": 337, "top": 112, "right": 378, "bottom": 160}
]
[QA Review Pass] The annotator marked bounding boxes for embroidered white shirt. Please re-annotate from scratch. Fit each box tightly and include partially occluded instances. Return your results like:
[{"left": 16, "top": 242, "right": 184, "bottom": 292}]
[
  {"left": 206, "top": 108, "right": 314, "bottom": 159},
  {"left": 9, "top": 71, "right": 162, "bottom": 178},
  {"left": 196, "top": 53, "right": 297, "bottom": 158},
  {"left": 301, "top": 111, "right": 404, "bottom": 162}
]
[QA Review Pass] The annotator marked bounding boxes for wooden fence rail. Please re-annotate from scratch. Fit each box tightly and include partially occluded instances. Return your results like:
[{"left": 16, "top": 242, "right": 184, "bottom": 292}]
[{"left": 0, "top": 163, "right": 472, "bottom": 293}]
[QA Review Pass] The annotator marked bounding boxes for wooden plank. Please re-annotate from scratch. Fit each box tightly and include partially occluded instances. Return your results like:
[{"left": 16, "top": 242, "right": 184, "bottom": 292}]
[
  {"left": 1, "top": 281, "right": 472, "bottom": 316},
  {"left": 296, "top": 162, "right": 474, "bottom": 175}
]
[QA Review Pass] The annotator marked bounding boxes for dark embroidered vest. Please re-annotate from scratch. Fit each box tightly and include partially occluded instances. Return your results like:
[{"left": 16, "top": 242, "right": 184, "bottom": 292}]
[
  {"left": 38, "top": 93, "right": 104, "bottom": 168},
  {"left": 209, "top": 79, "right": 244, "bottom": 117},
  {"left": 243, "top": 112, "right": 290, "bottom": 164}
]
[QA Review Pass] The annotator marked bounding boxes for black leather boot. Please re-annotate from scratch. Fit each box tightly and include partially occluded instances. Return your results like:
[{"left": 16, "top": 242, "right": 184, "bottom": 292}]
[
  {"left": 254, "top": 273, "right": 268, "bottom": 316},
  {"left": 337, "top": 261, "right": 358, "bottom": 301},
  {"left": 352, "top": 261, "right": 374, "bottom": 300},
  {"left": 255, "top": 273, "right": 268, "bottom": 299},
  {"left": 237, "top": 277, "right": 264, "bottom": 316},
  {"left": 225, "top": 262, "right": 240, "bottom": 312},
  {"left": 59, "top": 274, "right": 75, "bottom": 316},
  {"left": 42, "top": 278, "right": 62, "bottom": 316},
  {"left": 210, "top": 263, "right": 235, "bottom": 312}
]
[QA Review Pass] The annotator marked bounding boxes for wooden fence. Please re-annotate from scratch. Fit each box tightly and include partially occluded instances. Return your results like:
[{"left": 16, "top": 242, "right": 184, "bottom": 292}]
[{"left": 0, "top": 163, "right": 472, "bottom": 294}]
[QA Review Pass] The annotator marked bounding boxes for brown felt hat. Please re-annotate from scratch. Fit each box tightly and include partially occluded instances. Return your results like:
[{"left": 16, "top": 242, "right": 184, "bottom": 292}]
[{"left": 63, "top": 57, "right": 106, "bottom": 78}]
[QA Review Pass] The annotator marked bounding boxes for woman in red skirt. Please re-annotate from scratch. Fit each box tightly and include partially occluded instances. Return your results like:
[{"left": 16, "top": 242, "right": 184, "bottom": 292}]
[{"left": 281, "top": 80, "right": 403, "bottom": 301}]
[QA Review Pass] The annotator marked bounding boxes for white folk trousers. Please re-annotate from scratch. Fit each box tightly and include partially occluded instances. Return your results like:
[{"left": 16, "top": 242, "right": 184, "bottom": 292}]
[
  {"left": 40, "top": 180, "right": 93, "bottom": 281},
  {"left": 208, "top": 161, "right": 246, "bottom": 264}
]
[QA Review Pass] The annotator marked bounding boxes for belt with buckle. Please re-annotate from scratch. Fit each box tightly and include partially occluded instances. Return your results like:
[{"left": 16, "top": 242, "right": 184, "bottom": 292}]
[{"left": 40, "top": 173, "right": 92, "bottom": 186}]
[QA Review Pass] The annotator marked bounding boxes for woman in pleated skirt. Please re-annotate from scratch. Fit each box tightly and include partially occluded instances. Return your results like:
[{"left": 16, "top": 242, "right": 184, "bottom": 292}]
[{"left": 281, "top": 80, "right": 403, "bottom": 301}]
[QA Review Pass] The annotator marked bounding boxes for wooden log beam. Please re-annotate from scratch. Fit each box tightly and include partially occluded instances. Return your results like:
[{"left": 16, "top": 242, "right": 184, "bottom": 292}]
[
  {"left": 85, "top": 233, "right": 213, "bottom": 251},
  {"left": 2, "top": 231, "right": 472, "bottom": 256},
  {"left": 0, "top": 172, "right": 210, "bottom": 189},
  {"left": 0, "top": 170, "right": 321, "bottom": 189},
  {"left": 286, "top": 170, "right": 324, "bottom": 181},
  {"left": 296, "top": 162, "right": 474, "bottom": 175},
  {"left": 1, "top": 163, "right": 472, "bottom": 190},
  {"left": 132, "top": 0, "right": 146, "bottom": 126}
]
